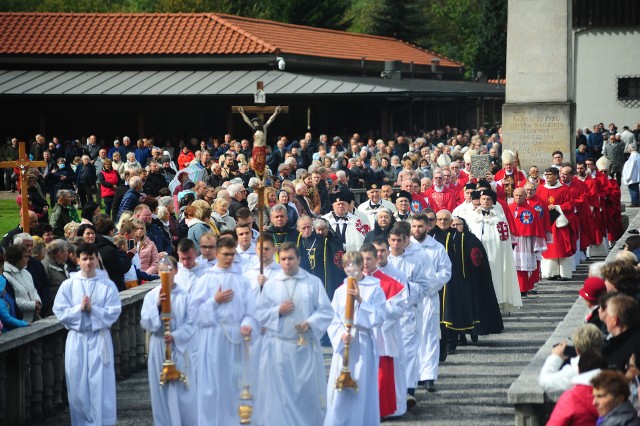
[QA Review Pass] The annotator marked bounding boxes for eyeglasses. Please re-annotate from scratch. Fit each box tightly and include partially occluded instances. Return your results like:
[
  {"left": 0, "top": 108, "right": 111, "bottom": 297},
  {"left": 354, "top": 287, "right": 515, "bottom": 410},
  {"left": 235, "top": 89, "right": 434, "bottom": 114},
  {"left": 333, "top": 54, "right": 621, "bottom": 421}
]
[
  {"left": 200, "top": 245, "right": 215, "bottom": 250},
  {"left": 426, "top": 218, "right": 437, "bottom": 223}
]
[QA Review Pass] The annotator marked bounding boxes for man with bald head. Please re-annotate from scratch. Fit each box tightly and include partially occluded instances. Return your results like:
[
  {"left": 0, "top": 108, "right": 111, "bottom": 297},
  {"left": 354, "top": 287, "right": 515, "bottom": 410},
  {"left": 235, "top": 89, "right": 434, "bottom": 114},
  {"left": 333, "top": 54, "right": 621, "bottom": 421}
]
[
  {"left": 508, "top": 187, "right": 547, "bottom": 295},
  {"left": 2, "top": 210, "right": 38, "bottom": 248}
]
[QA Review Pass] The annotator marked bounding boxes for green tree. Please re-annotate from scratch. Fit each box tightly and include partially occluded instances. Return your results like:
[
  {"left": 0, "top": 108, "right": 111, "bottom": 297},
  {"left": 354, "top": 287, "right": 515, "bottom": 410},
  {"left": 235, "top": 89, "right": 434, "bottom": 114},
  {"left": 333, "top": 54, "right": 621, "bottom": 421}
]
[
  {"left": 472, "top": 0, "right": 507, "bottom": 79},
  {"left": 369, "top": 0, "right": 425, "bottom": 44}
]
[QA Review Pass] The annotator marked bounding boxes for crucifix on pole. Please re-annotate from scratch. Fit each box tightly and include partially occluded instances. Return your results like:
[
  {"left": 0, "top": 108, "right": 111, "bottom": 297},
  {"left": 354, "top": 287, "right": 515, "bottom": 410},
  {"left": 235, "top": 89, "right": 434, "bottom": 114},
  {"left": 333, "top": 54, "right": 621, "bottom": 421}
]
[
  {"left": 0, "top": 141, "right": 47, "bottom": 234},
  {"left": 231, "top": 81, "right": 289, "bottom": 277}
]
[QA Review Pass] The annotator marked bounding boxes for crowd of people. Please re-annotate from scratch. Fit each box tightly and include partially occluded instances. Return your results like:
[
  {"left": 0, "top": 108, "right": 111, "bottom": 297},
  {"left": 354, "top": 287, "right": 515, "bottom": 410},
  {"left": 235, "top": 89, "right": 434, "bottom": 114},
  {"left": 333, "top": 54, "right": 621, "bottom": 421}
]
[{"left": 0, "top": 121, "right": 638, "bottom": 425}]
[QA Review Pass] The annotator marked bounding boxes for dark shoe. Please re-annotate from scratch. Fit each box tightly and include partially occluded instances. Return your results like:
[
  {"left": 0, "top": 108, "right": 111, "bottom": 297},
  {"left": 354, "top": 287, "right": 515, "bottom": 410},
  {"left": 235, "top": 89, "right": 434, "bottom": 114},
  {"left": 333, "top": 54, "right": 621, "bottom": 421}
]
[
  {"left": 458, "top": 334, "right": 468, "bottom": 346},
  {"left": 446, "top": 343, "right": 456, "bottom": 355},
  {"left": 417, "top": 380, "right": 426, "bottom": 386},
  {"left": 629, "top": 229, "right": 640, "bottom": 234},
  {"left": 406, "top": 394, "right": 417, "bottom": 408},
  {"left": 470, "top": 332, "right": 479, "bottom": 343},
  {"left": 439, "top": 344, "right": 448, "bottom": 362},
  {"left": 425, "top": 380, "right": 436, "bottom": 392},
  {"left": 528, "top": 289, "right": 538, "bottom": 295},
  {"left": 520, "top": 292, "right": 528, "bottom": 298}
]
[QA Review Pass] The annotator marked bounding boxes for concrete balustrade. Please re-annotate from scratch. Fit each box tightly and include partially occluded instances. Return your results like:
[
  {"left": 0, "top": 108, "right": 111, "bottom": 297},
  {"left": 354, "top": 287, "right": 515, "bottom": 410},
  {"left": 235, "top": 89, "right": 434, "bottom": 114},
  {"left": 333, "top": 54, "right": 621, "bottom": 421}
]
[{"left": 0, "top": 281, "right": 157, "bottom": 424}]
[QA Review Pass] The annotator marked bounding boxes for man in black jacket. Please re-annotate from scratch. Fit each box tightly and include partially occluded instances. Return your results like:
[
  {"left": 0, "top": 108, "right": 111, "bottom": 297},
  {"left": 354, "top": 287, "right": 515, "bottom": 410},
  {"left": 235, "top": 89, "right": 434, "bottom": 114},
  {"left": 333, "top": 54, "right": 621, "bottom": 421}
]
[
  {"left": 93, "top": 214, "right": 131, "bottom": 291},
  {"left": 603, "top": 293, "right": 640, "bottom": 371}
]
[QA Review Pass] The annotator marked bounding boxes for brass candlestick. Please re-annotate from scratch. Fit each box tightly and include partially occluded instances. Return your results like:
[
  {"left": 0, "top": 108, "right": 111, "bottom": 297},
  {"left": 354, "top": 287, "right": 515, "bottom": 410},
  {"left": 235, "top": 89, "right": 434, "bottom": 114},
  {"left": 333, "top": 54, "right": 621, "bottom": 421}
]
[
  {"left": 238, "top": 335, "right": 253, "bottom": 424},
  {"left": 158, "top": 257, "right": 186, "bottom": 386},
  {"left": 335, "top": 263, "right": 359, "bottom": 392}
]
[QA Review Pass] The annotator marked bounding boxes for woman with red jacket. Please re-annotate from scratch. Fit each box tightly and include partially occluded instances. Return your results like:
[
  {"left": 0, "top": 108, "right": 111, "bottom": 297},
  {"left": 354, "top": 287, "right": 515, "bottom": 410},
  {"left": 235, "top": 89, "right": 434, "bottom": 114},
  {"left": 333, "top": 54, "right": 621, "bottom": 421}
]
[
  {"left": 97, "top": 159, "right": 121, "bottom": 217},
  {"left": 177, "top": 146, "right": 195, "bottom": 170}
]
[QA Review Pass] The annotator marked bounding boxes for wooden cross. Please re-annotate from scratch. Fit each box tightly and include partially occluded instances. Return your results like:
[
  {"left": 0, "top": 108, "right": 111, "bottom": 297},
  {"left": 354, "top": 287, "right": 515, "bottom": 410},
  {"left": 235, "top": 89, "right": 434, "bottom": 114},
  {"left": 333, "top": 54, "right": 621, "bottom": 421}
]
[{"left": 0, "top": 141, "right": 47, "bottom": 233}]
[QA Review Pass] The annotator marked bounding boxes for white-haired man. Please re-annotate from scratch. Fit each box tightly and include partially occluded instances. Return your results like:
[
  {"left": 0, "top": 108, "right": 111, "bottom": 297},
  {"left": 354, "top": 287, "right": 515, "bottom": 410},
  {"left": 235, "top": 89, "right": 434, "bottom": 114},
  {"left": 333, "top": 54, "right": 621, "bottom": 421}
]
[{"left": 227, "top": 183, "right": 247, "bottom": 218}]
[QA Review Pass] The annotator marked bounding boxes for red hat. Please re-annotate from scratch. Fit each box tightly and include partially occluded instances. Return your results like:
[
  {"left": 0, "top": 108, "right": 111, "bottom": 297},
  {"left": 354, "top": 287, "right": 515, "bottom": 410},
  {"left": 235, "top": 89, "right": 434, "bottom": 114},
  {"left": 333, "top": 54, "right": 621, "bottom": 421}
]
[{"left": 578, "top": 277, "right": 606, "bottom": 302}]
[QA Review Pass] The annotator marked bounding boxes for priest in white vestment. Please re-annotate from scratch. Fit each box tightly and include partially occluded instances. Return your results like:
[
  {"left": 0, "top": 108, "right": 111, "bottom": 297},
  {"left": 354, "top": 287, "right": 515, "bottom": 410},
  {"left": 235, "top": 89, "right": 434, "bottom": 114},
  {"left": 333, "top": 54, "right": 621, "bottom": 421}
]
[
  {"left": 53, "top": 243, "right": 121, "bottom": 426},
  {"left": 255, "top": 242, "right": 333, "bottom": 426}
]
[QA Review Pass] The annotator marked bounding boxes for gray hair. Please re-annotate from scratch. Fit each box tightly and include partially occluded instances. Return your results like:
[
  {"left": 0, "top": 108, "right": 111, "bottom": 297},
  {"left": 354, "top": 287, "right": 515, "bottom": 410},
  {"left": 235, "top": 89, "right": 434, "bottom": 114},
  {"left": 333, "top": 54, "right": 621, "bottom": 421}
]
[
  {"left": 313, "top": 217, "right": 330, "bottom": 230},
  {"left": 589, "top": 261, "right": 607, "bottom": 278},
  {"left": 129, "top": 176, "right": 142, "bottom": 190},
  {"left": 57, "top": 189, "right": 71, "bottom": 200},
  {"left": 47, "top": 239, "right": 68, "bottom": 256},
  {"left": 376, "top": 207, "right": 393, "bottom": 218},
  {"left": 13, "top": 232, "right": 33, "bottom": 245},
  {"left": 270, "top": 204, "right": 287, "bottom": 216},
  {"left": 228, "top": 183, "right": 245, "bottom": 197},
  {"left": 336, "top": 170, "right": 346, "bottom": 179},
  {"left": 158, "top": 196, "right": 173, "bottom": 208}
]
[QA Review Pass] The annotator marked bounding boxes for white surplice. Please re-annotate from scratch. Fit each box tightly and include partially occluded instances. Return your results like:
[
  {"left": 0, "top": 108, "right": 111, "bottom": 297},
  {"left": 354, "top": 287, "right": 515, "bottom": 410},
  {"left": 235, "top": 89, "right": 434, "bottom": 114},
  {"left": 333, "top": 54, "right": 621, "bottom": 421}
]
[
  {"left": 188, "top": 265, "right": 257, "bottom": 426},
  {"left": 141, "top": 285, "right": 197, "bottom": 426},
  {"left": 243, "top": 259, "right": 282, "bottom": 426},
  {"left": 411, "top": 236, "right": 452, "bottom": 382},
  {"left": 324, "top": 276, "right": 386, "bottom": 426},
  {"left": 255, "top": 268, "right": 333, "bottom": 426},
  {"left": 52, "top": 269, "right": 121, "bottom": 426}
]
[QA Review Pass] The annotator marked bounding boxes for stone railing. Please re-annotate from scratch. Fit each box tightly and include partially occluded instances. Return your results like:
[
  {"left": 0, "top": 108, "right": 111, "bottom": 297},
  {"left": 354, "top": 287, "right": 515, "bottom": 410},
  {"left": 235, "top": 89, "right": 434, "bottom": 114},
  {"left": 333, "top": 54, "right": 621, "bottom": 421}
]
[
  {"left": 507, "top": 205, "right": 637, "bottom": 426},
  {"left": 0, "top": 281, "right": 157, "bottom": 425}
]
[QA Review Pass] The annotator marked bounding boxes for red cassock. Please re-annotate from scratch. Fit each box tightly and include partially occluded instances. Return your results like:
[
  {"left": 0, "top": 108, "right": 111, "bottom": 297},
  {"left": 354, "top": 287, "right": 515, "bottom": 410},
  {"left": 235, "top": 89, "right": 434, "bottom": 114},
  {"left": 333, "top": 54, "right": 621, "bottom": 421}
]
[
  {"left": 603, "top": 177, "right": 623, "bottom": 242},
  {"left": 580, "top": 175, "right": 604, "bottom": 245},
  {"left": 372, "top": 269, "right": 405, "bottom": 418},
  {"left": 424, "top": 187, "right": 458, "bottom": 212},
  {"left": 536, "top": 183, "right": 576, "bottom": 258},
  {"left": 527, "top": 196, "right": 552, "bottom": 234},
  {"left": 457, "top": 170, "right": 471, "bottom": 186},
  {"left": 414, "top": 193, "right": 440, "bottom": 213},
  {"left": 494, "top": 169, "right": 527, "bottom": 187},
  {"left": 568, "top": 177, "right": 595, "bottom": 250}
]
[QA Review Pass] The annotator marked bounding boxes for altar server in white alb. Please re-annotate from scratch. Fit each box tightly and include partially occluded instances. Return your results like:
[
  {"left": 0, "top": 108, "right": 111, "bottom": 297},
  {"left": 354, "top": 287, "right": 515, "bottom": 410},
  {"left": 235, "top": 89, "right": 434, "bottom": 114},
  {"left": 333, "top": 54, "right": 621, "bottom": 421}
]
[
  {"left": 53, "top": 243, "right": 121, "bottom": 426},
  {"left": 141, "top": 256, "right": 198, "bottom": 426},
  {"left": 243, "top": 234, "right": 281, "bottom": 425},
  {"left": 255, "top": 242, "right": 333, "bottom": 426},
  {"left": 324, "top": 251, "right": 386, "bottom": 426},
  {"left": 188, "top": 235, "right": 256, "bottom": 426}
]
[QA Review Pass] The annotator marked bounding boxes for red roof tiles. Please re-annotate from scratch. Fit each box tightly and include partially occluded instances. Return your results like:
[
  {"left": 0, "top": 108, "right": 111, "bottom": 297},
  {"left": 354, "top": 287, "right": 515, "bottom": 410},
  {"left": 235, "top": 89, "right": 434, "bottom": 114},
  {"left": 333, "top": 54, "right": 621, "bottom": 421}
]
[{"left": 0, "top": 13, "right": 462, "bottom": 68}]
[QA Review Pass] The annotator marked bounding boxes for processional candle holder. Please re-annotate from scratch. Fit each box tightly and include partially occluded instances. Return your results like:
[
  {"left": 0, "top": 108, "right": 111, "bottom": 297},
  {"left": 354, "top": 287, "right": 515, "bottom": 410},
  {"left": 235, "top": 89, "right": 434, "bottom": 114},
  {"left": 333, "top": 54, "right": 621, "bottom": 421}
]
[
  {"left": 335, "top": 262, "right": 359, "bottom": 392},
  {"left": 238, "top": 335, "right": 253, "bottom": 424},
  {"left": 158, "top": 255, "right": 186, "bottom": 386}
]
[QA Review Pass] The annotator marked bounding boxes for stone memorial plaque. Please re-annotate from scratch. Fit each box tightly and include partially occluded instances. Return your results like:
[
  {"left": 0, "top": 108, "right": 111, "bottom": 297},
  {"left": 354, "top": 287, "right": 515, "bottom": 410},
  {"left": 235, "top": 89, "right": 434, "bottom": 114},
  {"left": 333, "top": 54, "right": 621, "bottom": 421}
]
[{"left": 502, "top": 103, "right": 573, "bottom": 170}]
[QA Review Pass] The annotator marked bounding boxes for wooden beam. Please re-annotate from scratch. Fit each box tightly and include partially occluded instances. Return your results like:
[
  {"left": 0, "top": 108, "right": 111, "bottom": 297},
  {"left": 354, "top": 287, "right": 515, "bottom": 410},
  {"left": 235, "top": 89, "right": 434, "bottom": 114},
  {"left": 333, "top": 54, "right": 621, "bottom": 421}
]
[{"left": 231, "top": 106, "right": 289, "bottom": 114}]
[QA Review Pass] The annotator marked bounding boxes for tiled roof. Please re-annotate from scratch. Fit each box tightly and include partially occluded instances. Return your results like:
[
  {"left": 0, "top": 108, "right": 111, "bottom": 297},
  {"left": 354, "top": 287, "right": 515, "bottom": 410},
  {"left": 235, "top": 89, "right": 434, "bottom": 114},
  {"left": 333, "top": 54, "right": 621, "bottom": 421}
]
[{"left": 0, "top": 12, "right": 462, "bottom": 68}]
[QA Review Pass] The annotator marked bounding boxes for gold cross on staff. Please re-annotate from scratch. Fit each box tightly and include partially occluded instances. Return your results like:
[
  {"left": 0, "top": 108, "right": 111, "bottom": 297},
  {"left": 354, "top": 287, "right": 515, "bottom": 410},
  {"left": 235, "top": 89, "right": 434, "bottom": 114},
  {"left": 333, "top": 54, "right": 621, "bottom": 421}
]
[{"left": 0, "top": 141, "right": 47, "bottom": 234}]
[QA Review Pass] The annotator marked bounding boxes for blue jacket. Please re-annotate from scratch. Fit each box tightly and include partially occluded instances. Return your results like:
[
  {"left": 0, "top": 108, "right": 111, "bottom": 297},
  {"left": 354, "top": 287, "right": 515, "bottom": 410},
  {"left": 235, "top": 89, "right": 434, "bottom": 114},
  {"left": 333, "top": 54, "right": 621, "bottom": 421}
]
[
  {"left": 116, "top": 189, "right": 141, "bottom": 223},
  {"left": 0, "top": 276, "right": 28, "bottom": 330},
  {"left": 75, "top": 162, "right": 97, "bottom": 185},
  {"left": 147, "top": 221, "right": 173, "bottom": 255},
  {"left": 135, "top": 147, "right": 151, "bottom": 167}
]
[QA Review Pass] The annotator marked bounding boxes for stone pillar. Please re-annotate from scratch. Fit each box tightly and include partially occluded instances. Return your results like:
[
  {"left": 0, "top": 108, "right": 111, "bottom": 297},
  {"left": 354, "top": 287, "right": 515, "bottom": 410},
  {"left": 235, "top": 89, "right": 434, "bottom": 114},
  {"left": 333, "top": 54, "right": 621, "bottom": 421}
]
[
  {"left": 120, "top": 308, "right": 131, "bottom": 378},
  {"left": 52, "top": 332, "right": 65, "bottom": 410},
  {"left": 112, "top": 313, "right": 122, "bottom": 380},
  {"left": 0, "top": 353, "right": 6, "bottom": 423},
  {"left": 136, "top": 309, "right": 146, "bottom": 368},
  {"left": 129, "top": 305, "right": 137, "bottom": 372},
  {"left": 503, "top": 0, "right": 575, "bottom": 170},
  {"left": 30, "top": 341, "right": 44, "bottom": 420},
  {"left": 41, "top": 338, "right": 55, "bottom": 416}
]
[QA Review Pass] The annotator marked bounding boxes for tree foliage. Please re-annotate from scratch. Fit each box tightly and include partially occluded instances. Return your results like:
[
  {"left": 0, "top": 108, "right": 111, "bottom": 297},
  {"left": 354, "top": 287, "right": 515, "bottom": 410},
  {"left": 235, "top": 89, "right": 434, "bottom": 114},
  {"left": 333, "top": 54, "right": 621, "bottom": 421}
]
[
  {"left": 472, "top": 0, "right": 507, "bottom": 79},
  {"left": 368, "top": 0, "right": 425, "bottom": 44}
]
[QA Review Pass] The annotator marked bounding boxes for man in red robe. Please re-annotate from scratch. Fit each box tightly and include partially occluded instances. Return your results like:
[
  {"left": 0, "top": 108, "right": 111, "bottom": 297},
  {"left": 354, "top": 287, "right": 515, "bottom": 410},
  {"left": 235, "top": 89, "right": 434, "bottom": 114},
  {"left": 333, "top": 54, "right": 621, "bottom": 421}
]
[
  {"left": 494, "top": 150, "right": 527, "bottom": 203},
  {"left": 596, "top": 156, "right": 623, "bottom": 247},
  {"left": 576, "top": 161, "right": 606, "bottom": 250},
  {"left": 424, "top": 170, "right": 459, "bottom": 211},
  {"left": 562, "top": 166, "right": 596, "bottom": 255},
  {"left": 508, "top": 188, "right": 547, "bottom": 294},
  {"left": 536, "top": 168, "right": 576, "bottom": 280},
  {"left": 402, "top": 179, "right": 439, "bottom": 214}
]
